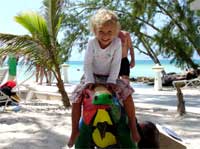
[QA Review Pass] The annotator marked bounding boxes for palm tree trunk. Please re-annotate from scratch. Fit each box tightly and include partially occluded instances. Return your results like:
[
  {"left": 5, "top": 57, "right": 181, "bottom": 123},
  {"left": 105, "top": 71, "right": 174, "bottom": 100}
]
[
  {"left": 54, "top": 65, "right": 71, "bottom": 107},
  {"left": 57, "top": 78, "right": 71, "bottom": 107}
]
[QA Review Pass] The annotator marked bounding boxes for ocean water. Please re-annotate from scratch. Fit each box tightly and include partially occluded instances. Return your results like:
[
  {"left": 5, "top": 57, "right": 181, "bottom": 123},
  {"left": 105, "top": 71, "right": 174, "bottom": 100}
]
[
  {"left": 16, "top": 59, "right": 196, "bottom": 84},
  {"left": 66, "top": 60, "right": 184, "bottom": 83},
  {"left": 130, "top": 60, "right": 183, "bottom": 78}
]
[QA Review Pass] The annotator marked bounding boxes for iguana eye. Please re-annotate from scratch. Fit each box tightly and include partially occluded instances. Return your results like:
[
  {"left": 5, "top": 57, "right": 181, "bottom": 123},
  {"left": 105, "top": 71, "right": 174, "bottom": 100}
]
[
  {"left": 94, "top": 96, "right": 98, "bottom": 100},
  {"left": 108, "top": 95, "right": 112, "bottom": 99}
]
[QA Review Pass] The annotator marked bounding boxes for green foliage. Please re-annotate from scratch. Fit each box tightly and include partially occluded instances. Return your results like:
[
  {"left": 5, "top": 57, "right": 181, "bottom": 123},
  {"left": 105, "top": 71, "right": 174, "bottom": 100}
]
[
  {"left": 61, "top": 0, "right": 200, "bottom": 70},
  {"left": 15, "top": 11, "right": 51, "bottom": 48}
]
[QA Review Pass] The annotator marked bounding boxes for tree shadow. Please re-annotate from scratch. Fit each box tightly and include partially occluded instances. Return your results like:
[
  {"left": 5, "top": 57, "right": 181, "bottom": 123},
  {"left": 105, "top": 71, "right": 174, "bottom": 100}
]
[{"left": 0, "top": 107, "right": 72, "bottom": 149}]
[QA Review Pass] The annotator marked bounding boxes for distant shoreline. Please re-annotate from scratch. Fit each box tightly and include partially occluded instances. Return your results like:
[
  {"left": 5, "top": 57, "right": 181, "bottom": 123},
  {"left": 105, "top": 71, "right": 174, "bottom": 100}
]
[{"left": 12, "top": 59, "right": 200, "bottom": 83}]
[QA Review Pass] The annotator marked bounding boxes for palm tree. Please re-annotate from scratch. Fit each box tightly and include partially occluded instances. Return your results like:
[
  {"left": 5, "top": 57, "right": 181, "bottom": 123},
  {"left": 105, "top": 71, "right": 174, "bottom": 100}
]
[{"left": 0, "top": 0, "right": 71, "bottom": 107}]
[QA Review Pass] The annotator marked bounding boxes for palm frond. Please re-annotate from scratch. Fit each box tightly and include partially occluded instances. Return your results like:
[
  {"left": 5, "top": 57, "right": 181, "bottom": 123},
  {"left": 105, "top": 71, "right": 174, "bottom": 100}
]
[
  {"left": 0, "top": 33, "right": 51, "bottom": 64},
  {"left": 43, "top": 0, "right": 64, "bottom": 40},
  {"left": 15, "top": 11, "right": 51, "bottom": 47}
]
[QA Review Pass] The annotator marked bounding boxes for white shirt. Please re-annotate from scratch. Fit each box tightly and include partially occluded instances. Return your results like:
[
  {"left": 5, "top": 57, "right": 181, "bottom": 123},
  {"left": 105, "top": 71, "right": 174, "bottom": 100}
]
[{"left": 84, "top": 37, "right": 122, "bottom": 84}]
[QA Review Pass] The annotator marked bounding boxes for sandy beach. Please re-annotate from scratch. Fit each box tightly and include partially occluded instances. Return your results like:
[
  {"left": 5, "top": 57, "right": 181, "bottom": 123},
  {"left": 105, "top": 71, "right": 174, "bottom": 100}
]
[{"left": 0, "top": 83, "right": 200, "bottom": 149}]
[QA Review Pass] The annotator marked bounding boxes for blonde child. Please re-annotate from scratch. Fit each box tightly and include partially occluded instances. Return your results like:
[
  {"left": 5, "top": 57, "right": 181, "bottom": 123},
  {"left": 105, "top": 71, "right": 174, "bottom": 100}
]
[{"left": 68, "top": 8, "right": 140, "bottom": 148}]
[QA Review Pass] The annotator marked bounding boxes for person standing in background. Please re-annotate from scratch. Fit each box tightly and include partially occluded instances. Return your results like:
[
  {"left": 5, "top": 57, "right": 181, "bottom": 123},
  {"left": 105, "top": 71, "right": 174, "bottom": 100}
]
[
  {"left": 35, "top": 64, "right": 44, "bottom": 85},
  {"left": 118, "top": 30, "right": 135, "bottom": 82},
  {"left": 35, "top": 64, "right": 52, "bottom": 85},
  {"left": 8, "top": 54, "right": 18, "bottom": 81}
]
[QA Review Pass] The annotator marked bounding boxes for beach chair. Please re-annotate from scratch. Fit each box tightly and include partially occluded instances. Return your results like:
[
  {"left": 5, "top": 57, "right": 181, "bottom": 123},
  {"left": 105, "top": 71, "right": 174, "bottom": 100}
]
[
  {"left": 0, "top": 81, "right": 20, "bottom": 112},
  {"left": 0, "top": 90, "right": 20, "bottom": 112},
  {"left": 0, "top": 67, "right": 8, "bottom": 85},
  {"left": 184, "top": 75, "right": 200, "bottom": 88},
  {"left": 172, "top": 75, "right": 200, "bottom": 88},
  {"left": 14, "top": 70, "right": 36, "bottom": 101}
]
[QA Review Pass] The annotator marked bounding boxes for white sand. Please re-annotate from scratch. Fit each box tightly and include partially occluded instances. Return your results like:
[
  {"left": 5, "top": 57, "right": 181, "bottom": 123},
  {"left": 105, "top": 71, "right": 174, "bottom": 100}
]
[
  {"left": 0, "top": 99, "right": 71, "bottom": 149},
  {"left": 0, "top": 84, "right": 200, "bottom": 149},
  {"left": 134, "top": 86, "right": 200, "bottom": 149}
]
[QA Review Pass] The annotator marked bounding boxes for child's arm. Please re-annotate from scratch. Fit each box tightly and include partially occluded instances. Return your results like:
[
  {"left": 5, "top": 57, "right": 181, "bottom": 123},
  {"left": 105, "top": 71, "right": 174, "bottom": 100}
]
[
  {"left": 84, "top": 39, "right": 95, "bottom": 85},
  {"left": 107, "top": 38, "right": 122, "bottom": 84}
]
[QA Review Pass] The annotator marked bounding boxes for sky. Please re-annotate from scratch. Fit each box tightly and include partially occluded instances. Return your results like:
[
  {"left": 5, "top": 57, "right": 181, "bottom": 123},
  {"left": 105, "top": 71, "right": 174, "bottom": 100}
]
[{"left": 0, "top": 0, "right": 42, "bottom": 35}]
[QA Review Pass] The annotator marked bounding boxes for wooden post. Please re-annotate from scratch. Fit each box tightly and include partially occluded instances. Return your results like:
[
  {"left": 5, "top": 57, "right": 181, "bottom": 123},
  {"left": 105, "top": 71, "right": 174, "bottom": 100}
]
[
  {"left": 174, "top": 82, "right": 186, "bottom": 116},
  {"left": 176, "top": 87, "right": 185, "bottom": 116}
]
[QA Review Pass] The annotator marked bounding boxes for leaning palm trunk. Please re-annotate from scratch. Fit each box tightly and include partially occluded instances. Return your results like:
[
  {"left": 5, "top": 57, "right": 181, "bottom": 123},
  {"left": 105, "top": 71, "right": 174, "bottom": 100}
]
[
  {"left": 53, "top": 65, "right": 71, "bottom": 107},
  {"left": 57, "top": 78, "right": 71, "bottom": 107}
]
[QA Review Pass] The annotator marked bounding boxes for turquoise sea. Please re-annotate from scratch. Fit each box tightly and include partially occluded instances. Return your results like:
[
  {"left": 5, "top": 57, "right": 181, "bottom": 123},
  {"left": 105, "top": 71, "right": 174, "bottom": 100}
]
[
  {"left": 66, "top": 60, "right": 184, "bottom": 83},
  {"left": 16, "top": 59, "right": 199, "bottom": 84}
]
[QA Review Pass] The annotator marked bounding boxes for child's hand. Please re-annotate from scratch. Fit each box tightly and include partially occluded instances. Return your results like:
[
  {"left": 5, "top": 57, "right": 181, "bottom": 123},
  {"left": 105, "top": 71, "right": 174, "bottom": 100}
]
[
  {"left": 68, "top": 130, "right": 80, "bottom": 148},
  {"left": 85, "top": 83, "right": 95, "bottom": 90},
  {"left": 106, "top": 83, "right": 116, "bottom": 92},
  {"left": 130, "top": 60, "right": 135, "bottom": 68}
]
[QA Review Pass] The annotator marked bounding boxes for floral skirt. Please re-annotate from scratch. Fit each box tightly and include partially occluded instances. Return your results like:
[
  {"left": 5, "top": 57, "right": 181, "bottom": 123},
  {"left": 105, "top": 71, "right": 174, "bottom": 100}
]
[{"left": 71, "top": 75, "right": 134, "bottom": 103}]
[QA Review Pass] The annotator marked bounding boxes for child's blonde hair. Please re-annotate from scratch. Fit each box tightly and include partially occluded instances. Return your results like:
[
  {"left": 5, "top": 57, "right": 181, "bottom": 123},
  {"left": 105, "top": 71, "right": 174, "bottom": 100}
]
[{"left": 89, "top": 8, "right": 120, "bottom": 35}]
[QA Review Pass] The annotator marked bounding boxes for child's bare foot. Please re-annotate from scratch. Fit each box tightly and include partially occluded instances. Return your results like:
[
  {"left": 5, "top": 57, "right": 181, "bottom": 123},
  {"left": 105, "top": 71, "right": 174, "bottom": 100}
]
[{"left": 68, "top": 131, "right": 80, "bottom": 148}]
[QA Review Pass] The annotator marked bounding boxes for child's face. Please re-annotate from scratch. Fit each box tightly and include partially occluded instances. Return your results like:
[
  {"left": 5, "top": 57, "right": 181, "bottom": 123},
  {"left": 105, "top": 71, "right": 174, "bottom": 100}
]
[{"left": 95, "top": 22, "right": 118, "bottom": 49}]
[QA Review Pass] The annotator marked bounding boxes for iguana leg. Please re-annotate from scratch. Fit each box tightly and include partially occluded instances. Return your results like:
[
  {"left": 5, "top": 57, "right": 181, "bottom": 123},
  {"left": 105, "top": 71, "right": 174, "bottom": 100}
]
[
  {"left": 117, "top": 108, "right": 138, "bottom": 149},
  {"left": 75, "top": 119, "right": 93, "bottom": 148}
]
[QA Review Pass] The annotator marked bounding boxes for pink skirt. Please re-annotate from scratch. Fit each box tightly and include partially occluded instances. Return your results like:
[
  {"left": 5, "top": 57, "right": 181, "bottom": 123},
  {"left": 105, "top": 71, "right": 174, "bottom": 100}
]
[{"left": 71, "top": 75, "right": 134, "bottom": 103}]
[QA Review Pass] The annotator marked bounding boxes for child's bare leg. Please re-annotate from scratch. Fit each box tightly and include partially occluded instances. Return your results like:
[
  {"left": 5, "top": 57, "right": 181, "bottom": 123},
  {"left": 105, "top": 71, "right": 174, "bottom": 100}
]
[
  {"left": 123, "top": 95, "right": 140, "bottom": 143},
  {"left": 39, "top": 67, "right": 44, "bottom": 85},
  {"left": 68, "top": 102, "right": 81, "bottom": 148},
  {"left": 35, "top": 65, "right": 40, "bottom": 83}
]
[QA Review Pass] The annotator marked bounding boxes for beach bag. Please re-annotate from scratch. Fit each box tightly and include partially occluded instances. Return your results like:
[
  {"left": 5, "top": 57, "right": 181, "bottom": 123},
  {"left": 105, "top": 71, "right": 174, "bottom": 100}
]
[{"left": 137, "top": 121, "right": 160, "bottom": 149}]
